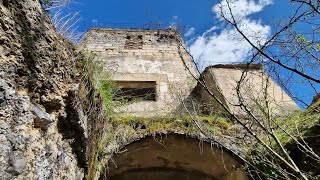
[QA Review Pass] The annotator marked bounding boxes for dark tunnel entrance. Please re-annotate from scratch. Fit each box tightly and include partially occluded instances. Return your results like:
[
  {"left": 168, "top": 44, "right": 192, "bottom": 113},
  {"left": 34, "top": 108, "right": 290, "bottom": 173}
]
[{"left": 105, "top": 134, "right": 248, "bottom": 180}]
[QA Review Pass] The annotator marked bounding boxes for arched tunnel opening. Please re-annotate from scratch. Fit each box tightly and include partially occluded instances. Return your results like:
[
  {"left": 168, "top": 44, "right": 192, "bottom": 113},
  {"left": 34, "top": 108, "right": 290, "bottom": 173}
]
[{"left": 104, "top": 134, "right": 248, "bottom": 180}]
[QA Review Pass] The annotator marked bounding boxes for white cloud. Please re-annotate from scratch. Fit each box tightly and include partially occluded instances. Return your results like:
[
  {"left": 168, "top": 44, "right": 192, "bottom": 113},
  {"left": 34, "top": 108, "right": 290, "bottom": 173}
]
[
  {"left": 213, "top": 0, "right": 272, "bottom": 21},
  {"left": 189, "top": 0, "right": 272, "bottom": 71},
  {"left": 184, "top": 27, "right": 195, "bottom": 37},
  {"left": 203, "top": 26, "right": 219, "bottom": 36}
]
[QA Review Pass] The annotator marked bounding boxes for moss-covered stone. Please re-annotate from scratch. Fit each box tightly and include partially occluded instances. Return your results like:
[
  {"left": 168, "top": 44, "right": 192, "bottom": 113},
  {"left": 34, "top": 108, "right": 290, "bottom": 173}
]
[{"left": 111, "top": 115, "right": 233, "bottom": 136}]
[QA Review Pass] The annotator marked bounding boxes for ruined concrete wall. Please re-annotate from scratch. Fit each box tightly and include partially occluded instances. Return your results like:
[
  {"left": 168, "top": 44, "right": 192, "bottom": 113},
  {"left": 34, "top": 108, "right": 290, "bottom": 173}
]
[
  {"left": 0, "top": 1, "right": 85, "bottom": 179},
  {"left": 190, "top": 71, "right": 229, "bottom": 116},
  {"left": 81, "top": 29, "right": 196, "bottom": 116},
  {"left": 196, "top": 65, "right": 299, "bottom": 116}
]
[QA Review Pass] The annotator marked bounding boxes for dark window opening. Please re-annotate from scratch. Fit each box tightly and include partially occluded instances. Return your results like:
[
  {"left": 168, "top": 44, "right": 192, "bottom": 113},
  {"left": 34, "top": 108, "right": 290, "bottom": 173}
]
[
  {"left": 114, "top": 81, "right": 156, "bottom": 102},
  {"left": 156, "top": 33, "right": 175, "bottom": 44},
  {"left": 124, "top": 34, "right": 143, "bottom": 49}
]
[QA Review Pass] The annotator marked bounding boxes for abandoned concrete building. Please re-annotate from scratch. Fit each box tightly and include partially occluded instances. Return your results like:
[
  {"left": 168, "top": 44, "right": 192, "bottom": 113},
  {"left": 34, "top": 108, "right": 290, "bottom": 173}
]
[
  {"left": 81, "top": 28, "right": 299, "bottom": 180},
  {"left": 81, "top": 28, "right": 196, "bottom": 116},
  {"left": 81, "top": 28, "right": 298, "bottom": 117}
]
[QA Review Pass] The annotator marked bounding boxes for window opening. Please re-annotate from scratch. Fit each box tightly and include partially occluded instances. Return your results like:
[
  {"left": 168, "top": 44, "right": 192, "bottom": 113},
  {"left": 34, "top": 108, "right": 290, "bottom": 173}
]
[{"left": 114, "top": 81, "right": 156, "bottom": 102}]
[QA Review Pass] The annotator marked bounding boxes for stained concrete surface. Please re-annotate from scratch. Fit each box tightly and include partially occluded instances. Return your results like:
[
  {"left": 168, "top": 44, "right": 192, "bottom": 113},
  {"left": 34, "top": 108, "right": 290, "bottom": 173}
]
[{"left": 107, "top": 134, "right": 248, "bottom": 180}]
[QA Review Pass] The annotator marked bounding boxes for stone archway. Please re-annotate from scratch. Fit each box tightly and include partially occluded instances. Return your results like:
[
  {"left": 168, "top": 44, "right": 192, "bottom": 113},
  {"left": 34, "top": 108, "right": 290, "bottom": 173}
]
[{"left": 106, "top": 134, "right": 248, "bottom": 180}]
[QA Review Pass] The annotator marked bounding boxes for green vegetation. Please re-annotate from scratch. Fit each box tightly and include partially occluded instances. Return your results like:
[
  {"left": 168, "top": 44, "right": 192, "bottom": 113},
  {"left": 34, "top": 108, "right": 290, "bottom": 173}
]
[
  {"left": 76, "top": 51, "right": 117, "bottom": 180},
  {"left": 111, "top": 114, "right": 233, "bottom": 138},
  {"left": 306, "top": 97, "right": 320, "bottom": 114},
  {"left": 249, "top": 107, "right": 320, "bottom": 180},
  {"left": 87, "top": 79, "right": 115, "bottom": 180},
  {"left": 99, "top": 81, "right": 115, "bottom": 113},
  {"left": 272, "top": 110, "right": 320, "bottom": 146}
]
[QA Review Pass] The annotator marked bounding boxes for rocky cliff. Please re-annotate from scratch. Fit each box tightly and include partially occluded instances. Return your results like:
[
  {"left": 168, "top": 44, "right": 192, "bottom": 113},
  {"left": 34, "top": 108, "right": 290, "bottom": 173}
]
[{"left": 0, "top": 0, "right": 85, "bottom": 179}]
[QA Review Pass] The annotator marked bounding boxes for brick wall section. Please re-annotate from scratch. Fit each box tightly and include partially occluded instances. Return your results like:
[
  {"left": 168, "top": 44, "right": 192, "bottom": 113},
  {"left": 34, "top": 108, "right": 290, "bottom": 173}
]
[{"left": 82, "top": 29, "right": 185, "bottom": 59}]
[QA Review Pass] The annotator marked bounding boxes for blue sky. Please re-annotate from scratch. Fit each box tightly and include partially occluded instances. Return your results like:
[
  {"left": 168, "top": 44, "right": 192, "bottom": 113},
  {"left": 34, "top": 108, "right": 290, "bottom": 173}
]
[
  {"left": 57, "top": 0, "right": 319, "bottom": 107},
  {"left": 64, "top": 0, "right": 294, "bottom": 35},
  {"left": 63, "top": 0, "right": 215, "bottom": 36}
]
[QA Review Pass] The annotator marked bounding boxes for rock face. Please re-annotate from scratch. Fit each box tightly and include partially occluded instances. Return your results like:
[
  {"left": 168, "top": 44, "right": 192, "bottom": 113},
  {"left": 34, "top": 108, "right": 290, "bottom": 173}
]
[{"left": 0, "top": 0, "right": 84, "bottom": 179}]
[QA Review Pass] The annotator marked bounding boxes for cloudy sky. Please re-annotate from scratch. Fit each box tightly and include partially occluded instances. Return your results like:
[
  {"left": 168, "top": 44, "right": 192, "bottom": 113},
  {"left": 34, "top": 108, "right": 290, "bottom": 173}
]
[{"left": 189, "top": 0, "right": 273, "bottom": 70}]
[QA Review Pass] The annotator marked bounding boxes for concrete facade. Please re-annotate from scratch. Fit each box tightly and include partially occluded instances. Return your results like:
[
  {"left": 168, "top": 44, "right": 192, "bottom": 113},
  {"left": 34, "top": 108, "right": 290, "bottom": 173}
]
[
  {"left": 81, "top": 28, "right": 196, "bottom": 116},
  {"left": 192, "top": 64, "right": 299, "bottom": 116}
]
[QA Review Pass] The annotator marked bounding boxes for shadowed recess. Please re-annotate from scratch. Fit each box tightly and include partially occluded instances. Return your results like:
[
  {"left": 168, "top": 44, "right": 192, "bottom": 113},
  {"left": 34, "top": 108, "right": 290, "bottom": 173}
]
[{"left": 104, "top": 134, "right": 248, "bottom": 180}]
